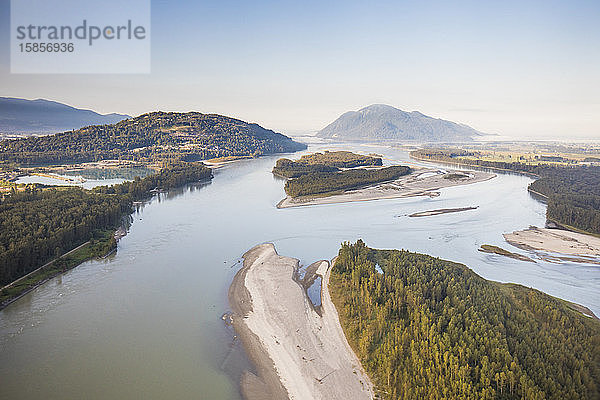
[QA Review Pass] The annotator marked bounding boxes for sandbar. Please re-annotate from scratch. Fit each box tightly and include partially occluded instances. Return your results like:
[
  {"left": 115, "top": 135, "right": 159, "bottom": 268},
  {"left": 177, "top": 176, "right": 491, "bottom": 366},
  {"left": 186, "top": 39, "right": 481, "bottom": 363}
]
[
  {"left": 504, "top": 227, "right": 600, "bottom": 257},
  {"left": 229, "top": 243, "right": 374, "bottom": 400},
  {"left": 277, "top": 168, "right": 495, "bottom": 208}
]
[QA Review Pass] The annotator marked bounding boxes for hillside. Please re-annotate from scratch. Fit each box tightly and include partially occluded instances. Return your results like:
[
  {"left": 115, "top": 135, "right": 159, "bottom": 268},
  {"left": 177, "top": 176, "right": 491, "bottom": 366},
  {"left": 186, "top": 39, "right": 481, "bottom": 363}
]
[
  {"left": 330, "top": 240, "right": 600, "bottom": 399},
  {"left": 318, "top": 104, "right": 486, "bottom": 142},
  {"left": 0, "top": 97, "right": 130, "bottom": 136},
  {"left": 0, "top": 111, "right": 307, "bottom": 166}
]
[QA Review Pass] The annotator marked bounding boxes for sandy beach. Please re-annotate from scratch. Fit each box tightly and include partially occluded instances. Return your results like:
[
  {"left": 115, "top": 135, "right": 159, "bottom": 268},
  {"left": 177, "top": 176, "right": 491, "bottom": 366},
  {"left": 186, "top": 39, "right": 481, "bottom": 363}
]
[
  {"left": 229, "top": 243, "right": 374, "bottom": 400},
  {"left": 277, "top": 168, "right": 495, "bottom": 208},
  {"left": 504, "top": 227, "right": 600, "bottom": 257}
]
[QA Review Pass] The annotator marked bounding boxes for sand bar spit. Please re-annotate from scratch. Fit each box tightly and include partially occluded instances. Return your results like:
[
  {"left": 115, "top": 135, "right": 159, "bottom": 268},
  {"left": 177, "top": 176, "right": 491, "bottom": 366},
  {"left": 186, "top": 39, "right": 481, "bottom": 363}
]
[
  {"left": 504, "top": 227, "right": 600, "bottom": 257},
  {"left": 277, "top": 168, "right": 495, "bottom": 208},
  {"left": 229, "top": 243, "right": 374, "bottom": 400}
]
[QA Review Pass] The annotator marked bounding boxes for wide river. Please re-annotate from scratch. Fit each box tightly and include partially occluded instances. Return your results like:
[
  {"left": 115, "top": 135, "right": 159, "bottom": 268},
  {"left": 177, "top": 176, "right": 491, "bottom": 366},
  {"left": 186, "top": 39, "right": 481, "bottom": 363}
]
[{"left": 1, "top": 143, "right": 599, "bottom": 399}]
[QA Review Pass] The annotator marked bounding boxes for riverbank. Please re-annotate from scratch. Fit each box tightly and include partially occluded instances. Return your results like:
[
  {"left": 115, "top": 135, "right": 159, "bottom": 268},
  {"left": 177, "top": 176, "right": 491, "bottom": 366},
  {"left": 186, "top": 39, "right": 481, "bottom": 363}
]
[
  {"left": 0, "top": 229, "right": 117, "bottom": 310},
  {"left": 409, "top": 152, "right": 542, "bottom": 178},
  {"left": 277, "top": 168, "right": 494, "bottom": 208},
  {"left": 504, "top": 227, "right": 600, "bottom": 257},
  {"left": 228, "top": 243, "right": 374, "bottom": 400}
]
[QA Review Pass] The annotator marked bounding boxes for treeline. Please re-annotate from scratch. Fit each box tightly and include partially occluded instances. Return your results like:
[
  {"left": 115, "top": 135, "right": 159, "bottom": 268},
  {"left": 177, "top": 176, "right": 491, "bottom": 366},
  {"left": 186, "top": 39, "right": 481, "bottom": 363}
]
[
  {"left": 529, "top": 167, "right": 600, "bottom": 234},
  {"left": 412, "top": 149, "right": 600, "bottom": 235},
  {"left": 284, "top": 166, "right": 410, "bottom": 197},
  {"left": 293, "top": 151, "right": 383, "bottom": 168},
  {"left": 411, "top": 149, "right": 542, "bottom": 175},
  {"left": 273, "top": 151, "right": 382, "bottom": 178},
  {"left": 0, "top": 162, "right": 212, "bottom": 286},
  {"left": 272, "top": 158, "right": 339, "bottom": 178},
  {"left": 0, "top": 111, "right": 306, "bottom": 166},
  {"left": 330, "top": 240, "right": 600, "bottom": 399}
]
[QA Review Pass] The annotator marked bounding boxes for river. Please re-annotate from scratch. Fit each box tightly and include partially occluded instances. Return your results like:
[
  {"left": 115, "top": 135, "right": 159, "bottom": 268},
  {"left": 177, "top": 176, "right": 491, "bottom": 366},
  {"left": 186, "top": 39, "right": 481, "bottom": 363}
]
[{"left": 1, "top": 143, "right": 599, "bottom": 399}]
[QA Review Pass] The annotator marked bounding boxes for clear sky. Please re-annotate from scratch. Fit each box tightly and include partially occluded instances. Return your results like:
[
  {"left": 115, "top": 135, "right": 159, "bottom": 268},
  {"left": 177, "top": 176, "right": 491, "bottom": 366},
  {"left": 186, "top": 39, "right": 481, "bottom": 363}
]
[{"left": 1, "top": 0, "right": 599, "bottom": 139}]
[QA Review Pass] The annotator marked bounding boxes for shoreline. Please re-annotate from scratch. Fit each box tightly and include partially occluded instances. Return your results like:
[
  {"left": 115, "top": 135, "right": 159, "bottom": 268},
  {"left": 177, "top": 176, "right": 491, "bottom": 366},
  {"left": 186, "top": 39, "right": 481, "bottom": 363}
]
[
  {"left": 229, "top": 243, "right": 374, "bottom": 400},
  {"left": 0, "top": 228, "right": 120, "bottom": 310},
  {"left": 409, "top": 153, "right": 542, "bottom": 178},
  {"left": 277, "top": 168, "right": 495, "bottom": 208},
  {"left": 409, "top": 206, "right": 478, "bottom": 217},
  {"left": 504, "top": 227, "right": 600, "bottom": 258}
]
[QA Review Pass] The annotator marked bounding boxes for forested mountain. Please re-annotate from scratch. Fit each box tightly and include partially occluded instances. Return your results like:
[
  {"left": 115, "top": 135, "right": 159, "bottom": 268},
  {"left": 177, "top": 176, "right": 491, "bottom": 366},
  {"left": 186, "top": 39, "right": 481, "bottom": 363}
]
[
  {"left": 0, "top": 111, "right": 306, "bottom": 165},
  {"left": 0, "top": 97, "right": 129, "bottom": 135},
  {"left": 412, "top": 149, "right": 600, "bottom": 235},
  {"left": 330, "top": 240, "right": 600, "bottom": 399},
  {"left": 0, "top": 162, "right": 212, "bottom": 286},
  {"left": 317, "top": 104, "right": 486, "bottom": 142}
]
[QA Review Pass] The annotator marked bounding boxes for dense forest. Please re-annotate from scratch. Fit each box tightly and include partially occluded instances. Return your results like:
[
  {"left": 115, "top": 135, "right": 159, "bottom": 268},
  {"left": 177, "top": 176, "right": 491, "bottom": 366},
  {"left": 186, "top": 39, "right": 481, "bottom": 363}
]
[
  {"left": 272, "top": 158, "right": 339, "bottom": 179},
  {"left": 292, "top": 151, "right": 383, "bottom": 168},
  {"left": 273, "top": 151, "right": 409, "bottom": 198},
  {"left": 330, "top": 240, "right": 600, "bottom": 399},
  {"left": 529, "top": 167, "right": 600, "bottom": 234},
  {"left": 0, "top": 112, "right": 306, "bottom": 166},
  {"left": 0, "top": 162, "right": 212, "bottom": 286},
  {"left": 273, "top": 151, "right": 383, "bottom": 178},
  {"left": 284, "top": 165, "right": 410, "bottom": 197},
  {"left": 412, "top": 149, "right": 600, "bottom": 235}
]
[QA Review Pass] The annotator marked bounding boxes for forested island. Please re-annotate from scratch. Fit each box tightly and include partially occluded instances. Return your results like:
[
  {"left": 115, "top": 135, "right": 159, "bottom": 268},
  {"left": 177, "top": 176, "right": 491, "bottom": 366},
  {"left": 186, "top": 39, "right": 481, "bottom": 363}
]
[
  {"left": 412, "top": 149, "right": 600, "bottom": 235},
  {"left": 272, "top": 150, "right": 383, "bottom": 178},
  {"left": 0, "top": 162, "right": 212, "bottom": 307},
  {"left": 330, "top": 240, "right": 600, "bottom": 399},
  {"left": 0, "top": 111, "right": 306, "bottom": 166},
  {"left": 273, "top": 151, "right": 410, "bottom": 198}
]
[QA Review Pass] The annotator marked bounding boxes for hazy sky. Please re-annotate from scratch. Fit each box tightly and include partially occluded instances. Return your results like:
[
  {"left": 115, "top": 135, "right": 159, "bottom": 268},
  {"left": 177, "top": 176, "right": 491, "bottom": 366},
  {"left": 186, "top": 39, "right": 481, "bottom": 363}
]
[{"left": 1, "top": 0, "right": 599, "bottom": 139}]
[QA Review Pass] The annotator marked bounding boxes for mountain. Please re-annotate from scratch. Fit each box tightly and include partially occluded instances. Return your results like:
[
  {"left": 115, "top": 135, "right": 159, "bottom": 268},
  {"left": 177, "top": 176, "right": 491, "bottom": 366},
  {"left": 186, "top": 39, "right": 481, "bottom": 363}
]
[
  {"left": 317, "top": 104, "right": 486, "bottom": 142},
  {"left": 0, "top": 97, "right": 130, "bottom": 135},
  {"left": 0, "top": 111, "right": 307, "bottom": 165}
]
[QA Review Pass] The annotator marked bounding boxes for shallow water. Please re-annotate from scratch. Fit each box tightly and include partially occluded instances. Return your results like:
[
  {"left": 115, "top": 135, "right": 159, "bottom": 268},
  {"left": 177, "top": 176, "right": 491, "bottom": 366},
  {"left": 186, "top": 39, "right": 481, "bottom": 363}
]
[
  {"left": 15, "top": 167, "right": 153, "bottom": 189},
  {"left": 1, "top": 143, "right": 599, "bottom": 399}
]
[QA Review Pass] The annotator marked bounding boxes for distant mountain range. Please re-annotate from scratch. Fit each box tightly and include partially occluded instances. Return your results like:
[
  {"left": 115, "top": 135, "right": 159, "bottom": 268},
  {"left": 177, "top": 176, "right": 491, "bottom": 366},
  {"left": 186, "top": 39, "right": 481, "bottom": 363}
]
[
  {"left": 317, "top": 104, "right": 486, "bottom": 142},
  {"left": 0, "top": 97, "right": 130, "bottom": 135}
]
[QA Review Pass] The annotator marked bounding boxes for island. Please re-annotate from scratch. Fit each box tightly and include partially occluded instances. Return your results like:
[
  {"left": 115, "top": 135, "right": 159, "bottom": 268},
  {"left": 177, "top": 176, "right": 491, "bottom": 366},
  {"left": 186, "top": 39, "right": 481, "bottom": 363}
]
[
  {"left": 229, "top": 240, "right": 600, "bottom": 400},
  {"left": 274, "top": 151, "right": 495, "bottom": 208},
  {"left": 409, "top": 206, "right": 478, "bottom": 217}
]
